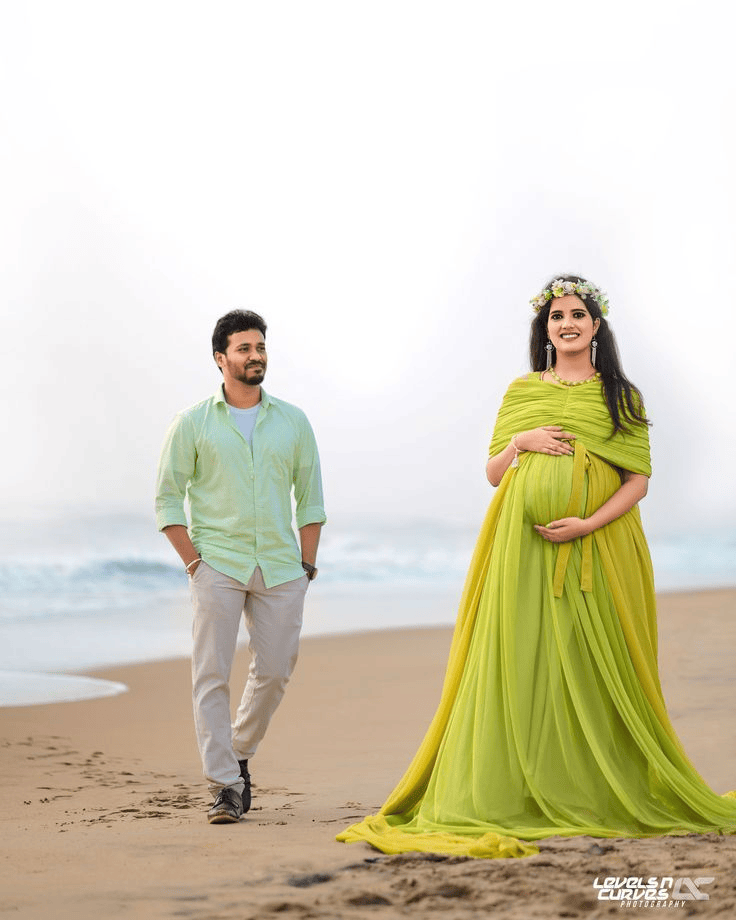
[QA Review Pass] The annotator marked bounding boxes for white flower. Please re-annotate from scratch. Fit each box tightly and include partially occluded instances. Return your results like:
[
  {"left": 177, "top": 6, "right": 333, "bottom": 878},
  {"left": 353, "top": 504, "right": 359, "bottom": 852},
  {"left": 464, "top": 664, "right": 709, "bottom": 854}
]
[
  {"left": 529, "top": 277, "right": 610, "bottom": 316},
  {"left": 530, "top": 296, "right": 543, "bottom": 312}
]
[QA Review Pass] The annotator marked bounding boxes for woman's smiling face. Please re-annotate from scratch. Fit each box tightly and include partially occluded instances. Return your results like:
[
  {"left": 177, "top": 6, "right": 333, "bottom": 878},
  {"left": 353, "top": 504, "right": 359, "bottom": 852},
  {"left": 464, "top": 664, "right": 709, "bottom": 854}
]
[{"left": 547, "top": 295, "right": 600, "bottom": 357}]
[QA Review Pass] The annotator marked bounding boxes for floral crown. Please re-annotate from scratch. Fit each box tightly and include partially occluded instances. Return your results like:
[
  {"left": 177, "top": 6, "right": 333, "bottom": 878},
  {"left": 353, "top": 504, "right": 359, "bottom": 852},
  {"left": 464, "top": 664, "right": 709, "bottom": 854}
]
[{"left": 530, "top": 278, "right": 609, "bottom": 316}]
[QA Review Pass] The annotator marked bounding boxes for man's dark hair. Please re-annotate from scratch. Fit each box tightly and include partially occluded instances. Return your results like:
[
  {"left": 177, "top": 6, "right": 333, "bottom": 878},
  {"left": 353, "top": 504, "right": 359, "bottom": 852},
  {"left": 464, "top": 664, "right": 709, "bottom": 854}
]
[{"left": 212, "top": 310, "right": 267, "bottom": 357}]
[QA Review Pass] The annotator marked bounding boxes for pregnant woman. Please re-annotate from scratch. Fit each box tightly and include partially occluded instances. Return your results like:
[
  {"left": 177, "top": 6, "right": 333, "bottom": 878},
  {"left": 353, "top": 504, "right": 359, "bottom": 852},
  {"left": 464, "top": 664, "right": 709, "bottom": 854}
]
[{"left": 338, "top": 275, "right": 736, "bottom": 858}]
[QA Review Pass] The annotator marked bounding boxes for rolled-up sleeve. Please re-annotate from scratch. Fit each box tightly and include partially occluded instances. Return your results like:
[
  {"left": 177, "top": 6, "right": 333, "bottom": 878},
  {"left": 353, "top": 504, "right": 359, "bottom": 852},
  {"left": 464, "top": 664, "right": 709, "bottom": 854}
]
[
  {"left": 293, "top": 418, "right": 327, "bottom": 530},
  {"left": 155, "top": 413, "right": 195, "bottom": 531}
]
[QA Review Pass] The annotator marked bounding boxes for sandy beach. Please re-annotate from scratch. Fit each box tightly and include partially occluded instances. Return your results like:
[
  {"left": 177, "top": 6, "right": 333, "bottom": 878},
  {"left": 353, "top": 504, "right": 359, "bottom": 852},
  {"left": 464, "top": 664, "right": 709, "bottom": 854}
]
[{"left": 1, "top": 587, "right": 735, "bottom": 919}]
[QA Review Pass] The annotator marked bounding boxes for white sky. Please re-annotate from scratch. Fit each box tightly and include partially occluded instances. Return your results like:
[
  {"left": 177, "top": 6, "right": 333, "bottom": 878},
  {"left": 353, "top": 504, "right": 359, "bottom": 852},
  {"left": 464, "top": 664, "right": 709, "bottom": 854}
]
[{"left": 1, "top": 1, "right": 734, "bottom": 537}]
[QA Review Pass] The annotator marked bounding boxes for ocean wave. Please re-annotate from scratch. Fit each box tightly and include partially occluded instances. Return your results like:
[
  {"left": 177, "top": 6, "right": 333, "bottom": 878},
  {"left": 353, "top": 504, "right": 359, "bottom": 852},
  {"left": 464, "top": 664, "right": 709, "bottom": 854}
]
[
  {"left": 0, "top": 557, "right": 185, "bottom": 620},
  {"left": 0, "top": 520, "right": 733, "bottom": 622},
  {"left": 0, "top": 521, "right": 477, "bottom": 620}
]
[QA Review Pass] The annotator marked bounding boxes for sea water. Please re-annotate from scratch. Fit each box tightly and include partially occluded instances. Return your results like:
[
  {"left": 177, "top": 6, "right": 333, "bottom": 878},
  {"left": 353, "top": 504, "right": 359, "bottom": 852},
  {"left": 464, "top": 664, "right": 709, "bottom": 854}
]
[{"left": 0, "top": 512, "right": 733, "bottom": 703}]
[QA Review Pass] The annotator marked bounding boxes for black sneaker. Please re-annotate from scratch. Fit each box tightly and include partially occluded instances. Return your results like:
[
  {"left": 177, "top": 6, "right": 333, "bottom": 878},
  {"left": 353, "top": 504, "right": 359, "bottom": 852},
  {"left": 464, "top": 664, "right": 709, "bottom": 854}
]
[
  {"left": 238, "top": 759, "right": 252, "bottom": 814},
  {"left": 207, "top": 786, "right": 243, "bottom": 824}
]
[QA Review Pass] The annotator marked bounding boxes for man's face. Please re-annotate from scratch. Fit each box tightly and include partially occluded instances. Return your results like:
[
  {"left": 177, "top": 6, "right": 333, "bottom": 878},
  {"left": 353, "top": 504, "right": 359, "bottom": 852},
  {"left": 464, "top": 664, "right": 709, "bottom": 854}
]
[{"left": 215, "top": 329, "right": 267, "bottom": 386}]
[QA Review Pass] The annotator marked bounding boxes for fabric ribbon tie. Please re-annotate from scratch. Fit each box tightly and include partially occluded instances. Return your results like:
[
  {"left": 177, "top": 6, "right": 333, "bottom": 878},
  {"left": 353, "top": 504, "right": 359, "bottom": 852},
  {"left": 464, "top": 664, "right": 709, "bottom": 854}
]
[{"left": 552, "top": 440, "right": 593, "bottom": 598}]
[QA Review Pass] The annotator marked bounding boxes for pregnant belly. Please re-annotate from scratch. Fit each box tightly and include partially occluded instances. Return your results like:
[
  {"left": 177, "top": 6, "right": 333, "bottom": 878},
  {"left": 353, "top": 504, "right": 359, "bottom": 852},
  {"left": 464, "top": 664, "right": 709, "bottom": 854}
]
[{"left": 518, "top": 452, "right": 583, "bottom": 524}]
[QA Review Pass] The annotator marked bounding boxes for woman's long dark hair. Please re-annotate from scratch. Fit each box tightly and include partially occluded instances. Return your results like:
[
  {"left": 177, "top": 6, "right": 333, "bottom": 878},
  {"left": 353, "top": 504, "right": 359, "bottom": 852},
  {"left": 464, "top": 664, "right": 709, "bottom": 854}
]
[{"left": 529, "top": 274, "right": 650, "bottom": 434}]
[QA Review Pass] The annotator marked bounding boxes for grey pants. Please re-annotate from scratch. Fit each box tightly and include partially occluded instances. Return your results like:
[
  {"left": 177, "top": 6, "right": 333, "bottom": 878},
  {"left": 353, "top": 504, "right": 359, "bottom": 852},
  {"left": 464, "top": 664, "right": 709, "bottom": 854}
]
[{"left": 189, "top": 561, "right": 308, "bottom": 795}]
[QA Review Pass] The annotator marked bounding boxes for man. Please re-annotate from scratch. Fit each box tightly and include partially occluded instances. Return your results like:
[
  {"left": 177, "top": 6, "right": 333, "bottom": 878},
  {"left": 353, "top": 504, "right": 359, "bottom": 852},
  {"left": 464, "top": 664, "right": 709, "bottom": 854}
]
[{"left": 156, "top": 310, "right": 326, "bottom": 824}]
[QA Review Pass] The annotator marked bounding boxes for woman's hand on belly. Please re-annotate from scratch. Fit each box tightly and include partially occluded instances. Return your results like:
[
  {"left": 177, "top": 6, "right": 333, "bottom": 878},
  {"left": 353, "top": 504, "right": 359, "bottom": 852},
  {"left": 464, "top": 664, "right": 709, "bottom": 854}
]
[
  {"left": 534, "top": 516, "right": 591, "bottom": 543},
  {"left": 517, "top": 426, "right": 575, "bottom": 456},
  {"left": 487, "top": 425, "right": 576, "bottom": 487}
]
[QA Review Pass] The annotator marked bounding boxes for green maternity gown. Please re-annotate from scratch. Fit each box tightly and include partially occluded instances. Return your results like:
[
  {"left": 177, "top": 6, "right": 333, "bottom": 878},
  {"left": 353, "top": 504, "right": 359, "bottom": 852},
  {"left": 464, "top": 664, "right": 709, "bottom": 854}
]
[{"left": 337, "top": 374, "right": 736, "bottom": 859}]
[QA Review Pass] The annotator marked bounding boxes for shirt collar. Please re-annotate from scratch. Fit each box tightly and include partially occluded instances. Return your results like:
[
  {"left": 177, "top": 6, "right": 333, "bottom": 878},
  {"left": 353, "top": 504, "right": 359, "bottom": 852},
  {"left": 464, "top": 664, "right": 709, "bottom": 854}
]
[{"left": 215, "top": 384, "right": 271, "bottom": 409}]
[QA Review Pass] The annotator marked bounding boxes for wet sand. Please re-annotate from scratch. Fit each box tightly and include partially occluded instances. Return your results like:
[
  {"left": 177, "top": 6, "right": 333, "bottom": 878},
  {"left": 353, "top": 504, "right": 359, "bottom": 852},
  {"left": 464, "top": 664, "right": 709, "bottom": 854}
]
[{"left": 1, "top": 588, "right": 735, "bottom": 919}]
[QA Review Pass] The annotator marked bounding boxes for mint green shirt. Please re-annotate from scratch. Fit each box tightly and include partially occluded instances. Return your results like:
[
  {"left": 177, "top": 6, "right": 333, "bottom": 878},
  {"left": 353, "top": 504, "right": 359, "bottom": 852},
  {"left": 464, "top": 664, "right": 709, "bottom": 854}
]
[{"left": 156, "top": 386, "right": 326, "bottom": 588}]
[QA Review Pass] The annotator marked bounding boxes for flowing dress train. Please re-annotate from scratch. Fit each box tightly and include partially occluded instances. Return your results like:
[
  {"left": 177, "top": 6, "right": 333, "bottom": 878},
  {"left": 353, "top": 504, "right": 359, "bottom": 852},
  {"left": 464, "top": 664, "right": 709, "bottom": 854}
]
[{"left": 337, "top": 375, "right": 736, "bottom": 859}]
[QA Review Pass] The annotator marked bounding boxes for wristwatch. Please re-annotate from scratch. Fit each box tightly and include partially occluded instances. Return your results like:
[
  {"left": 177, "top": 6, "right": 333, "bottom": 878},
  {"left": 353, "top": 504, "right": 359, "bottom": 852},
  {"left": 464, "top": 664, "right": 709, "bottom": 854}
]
[{"left": 301, "top": 561, "right": 318, "bottom": 581}]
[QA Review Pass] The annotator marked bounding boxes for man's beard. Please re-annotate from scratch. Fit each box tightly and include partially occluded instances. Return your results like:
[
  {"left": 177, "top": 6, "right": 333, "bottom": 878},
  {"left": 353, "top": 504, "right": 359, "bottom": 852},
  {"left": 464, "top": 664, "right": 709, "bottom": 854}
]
[{"left": 237, "top": 363, "right": 266, "bottom": 384}]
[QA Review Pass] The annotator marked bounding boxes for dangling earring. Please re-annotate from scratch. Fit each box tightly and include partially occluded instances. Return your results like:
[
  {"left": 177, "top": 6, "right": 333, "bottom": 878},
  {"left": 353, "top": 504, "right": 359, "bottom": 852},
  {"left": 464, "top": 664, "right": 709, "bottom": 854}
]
[
  {"left": 545, "top": 340, "right": 553, "bottom": 371},
  {"left": 591, "top": 337, "right": 598, "bottom": 367}
]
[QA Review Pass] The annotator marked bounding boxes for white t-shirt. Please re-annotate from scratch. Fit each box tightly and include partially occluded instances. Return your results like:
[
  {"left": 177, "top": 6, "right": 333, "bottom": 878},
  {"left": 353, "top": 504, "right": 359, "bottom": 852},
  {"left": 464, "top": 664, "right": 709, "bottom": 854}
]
[{"left": 228, "top": 403, "right": 261, "bottom": 446}]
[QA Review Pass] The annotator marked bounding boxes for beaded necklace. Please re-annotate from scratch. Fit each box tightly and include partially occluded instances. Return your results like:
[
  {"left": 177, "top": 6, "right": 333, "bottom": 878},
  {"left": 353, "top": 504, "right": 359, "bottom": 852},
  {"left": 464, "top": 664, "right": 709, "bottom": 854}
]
[{"left": 547, "top": 367, "right": 600, "bottom": 387}]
